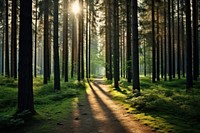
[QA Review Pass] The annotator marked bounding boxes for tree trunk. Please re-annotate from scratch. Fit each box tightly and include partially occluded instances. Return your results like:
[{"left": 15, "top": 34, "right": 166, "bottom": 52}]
[
  {"left": 88, "top": 11, "right": 91, "bottom": 78},
  {"left": 177, "top": 0, "right": 181, "bottom": 79},
  {"left": 193, "top": 0, "right": 199, "bottom": 80},
  {"left": 108, "top": 0, "right": 112, "bottom": 80},
  {"left": 156, "top": 6, "right": 160, "bottom": 81},
  {"left": 71, "top": 17, "right": 75, "bottom": 78},
  {"left": 126, "top": 0, "right": 132, "bottom": 83},
  {"left": 185, "top": 0, "right": 193, "bottom": 91},
  {"left": 11, "top": 0, "right": 17, "bottom": 78},
  {"left": 144, "top": 39, "right": 146, "bottom": 76},
  {"left": 113, "top": 0, "right": 119, "bottom": 89},
  {"left": 5, "top": 0, "right": 9, "bottom": 77},
  {"left": 18, "top": 0, "right": 35, "bottom": 114},
  {"left": 132, "top": 0, "right": 140, "bottom": 92},
  {"left": 168, "top": 0, "right": 172, "bottom": 81},
  {"left": 152, "top": 0, "right": 156, "bottom": 82},
  {"left": 44, "top": 0, "right": 49, "bottom": 84},
  {"left": 181, "top": 0, "right": 185, "bottom": 77},
  {"left": 81, "top": 0, "right": 84, "bottom": 80},
  {"left": 86, "top": 1, "right": 89, "bottom": 79},
  {"left": 53, "top": 0, "right": 60, "bottom": 90},
  {"left": 172, "top": 0, "right": 175, "bottom": 78},
  {"left": 34, "top": 0, "right": 38, "bottom": 78},
  {"left": 164, "top": 0, "right": 167, "bottom": 81},
  {"left": 63, "top": 0, "right": 68, "bottom": 82},
  {"left": 1, "top": 27, "right": 5, "bottom": 75}
]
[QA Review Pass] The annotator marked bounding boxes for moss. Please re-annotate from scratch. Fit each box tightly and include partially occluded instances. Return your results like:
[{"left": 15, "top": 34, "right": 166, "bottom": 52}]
[{"left": 108, "top": 77, "right": 200, "bottom": 133}]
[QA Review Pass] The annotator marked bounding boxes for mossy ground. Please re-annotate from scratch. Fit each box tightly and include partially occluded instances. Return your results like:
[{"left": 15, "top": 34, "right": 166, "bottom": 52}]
[
  {"left": 0, "top": 76, "right": 86, "bottom": 133},
  {"left": 106, "top": 77, "right": 200, "bottom": 133}
]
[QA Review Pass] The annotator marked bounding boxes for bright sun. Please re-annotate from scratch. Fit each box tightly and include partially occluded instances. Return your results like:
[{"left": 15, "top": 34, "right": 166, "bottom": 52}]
[{"left": 72, "top": 1, "right": 80, "bottom": 15}]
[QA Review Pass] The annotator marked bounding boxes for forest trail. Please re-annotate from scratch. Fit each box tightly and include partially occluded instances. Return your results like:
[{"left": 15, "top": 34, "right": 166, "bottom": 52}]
[{"left": 56, "top": 78, "right": 155, "bottom": 133}]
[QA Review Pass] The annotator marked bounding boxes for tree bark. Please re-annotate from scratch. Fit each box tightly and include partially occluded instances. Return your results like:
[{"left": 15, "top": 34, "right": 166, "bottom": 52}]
[
  {"left": 185, "top": 0, "right": 193, "bottom": 91},
  {"left": 18, "top": 0, "right": 35, "bottom": 114},
  {"left": 132, "top": 0, "right": 140, "bottom": 92},
  {"left": 164, "top": 0, "right": 167, "bottom": 81},
  {"left": 156, "top": 6, "right": 160, "bottom": 81},
  {"left": 53, "top": 0, "right": 60, "bottom": 90},
  {"left": 168, "top": 0, "right": 172, "bottom": 81},
  {"left": 126, "top": 0, "right": 132, "bottom": 83},
  {"left": 152, "top": 0, "right": 156, "bottom": 82},
  {"left": 5, "top": 0, "right": 9, "bottom": 77},
  {"left": 44, "top": 0, "right": 49, "bottom": 84},
  {"left": 177, "top": 0, "right": 181, "bottom": 79},
  {"left": 34, "top": 0, "right": 38, "bottom": 78},
  {"left": 193, "top": 0, "right": 199, "bottom": 80},
  {"left": 11, "top": 0, "right": 17, "bottom": 78},
  {"left": 113, "top": 0, "right": 119, "bottom": 89}
]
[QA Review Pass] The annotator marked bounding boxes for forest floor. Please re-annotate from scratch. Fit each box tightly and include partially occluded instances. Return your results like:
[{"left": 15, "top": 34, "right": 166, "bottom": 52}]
[{"left": 55, "top": 78, "right": 155, "bottom": 133}]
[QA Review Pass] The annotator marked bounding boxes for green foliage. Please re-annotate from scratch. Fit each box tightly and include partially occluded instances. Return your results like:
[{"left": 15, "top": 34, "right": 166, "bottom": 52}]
[
  {"left": 0, "top": 77, "right": 18, "bottom": 87},
  {"left": 109, "top": 77, "right": 200, "bottom": 133},
  {"left": 0, "top": 77, "right": 86, "bottom": 132}
]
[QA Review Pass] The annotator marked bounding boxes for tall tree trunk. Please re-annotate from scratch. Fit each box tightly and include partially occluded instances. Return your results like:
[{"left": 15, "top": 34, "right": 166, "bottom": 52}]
[
  {"left": 172, "top": 0, "right": 175, "bottom": 78},
  {"left": 80, "top": 0, "right": 84, "bottom": 80},
  {"left": 34, "top": 0, "right": 38, "bottom": 78},
  {"left": 48, "top": 22, "right": 52, "bottom": 79},
  {"left": 156, "top": 6, "right": 160, "bottom": 81},
  {"left": 11, "top": 0, "right": 17, "bottom": 78},
  {"left": 132, "top": 0, "right": 140, "bottom": 92},
  {"left": 152, "top": 0, "right": 156, "bottom": 82},
  {"left": 1, "top": 28, "right": 5, "bottom": 75},
  {"left": 193, "top": 0, "right": 199, "bottom": 80},
  {"left": 88, "top": 11, "right": 91, "bottom": 78},
  {"left": 44, "top": 0, "right": 49, "bottom": 84},
  {"left": 86, "top": 1, "right": 89, "bottom": 79},
  {"left": 63, "top": 0, "right": 68, "bottom": 82},
  {"left": 185, "top": 0, "right": 193, "bottom": 91},
  {"left": 144, "top": 39, "right": 146, "bottom": 76},
  {"left": 5, "top": 0, "right": 9, "bottom": 77},
  {"left": 108, "top": 0, "right": 112, "bottom": 80},
  {"left": 18, "top": 0, "right": 35, "bottom": 114},
  {"left": 77, "top": 12, "right": 81, "bottom": 81},
  {"left": 177, "top": 0, "right": 181, "bottom": 79},
  {"left": 181, "top": 0, "right": 185, "bottom": 77},
  {"left": 126, "top": 0, "right": 132, "bottom": 83},
  {"left": 161, "top": 37, "right": 163, "bottom": 79},
  {"left": 71, "top": 17, "right": 75, "bottom": 78},
  {"left": 53, "top": 0, "right": 60, "bottom": 90},
  {"left": 168, "top": 0, "right": 172, "bottom": 81},
  {"left": 113, "top": 0, "right": 119, "bottom": 89},
  {"left": 164, "top": 0, "right": 167, "bottom": 81}
]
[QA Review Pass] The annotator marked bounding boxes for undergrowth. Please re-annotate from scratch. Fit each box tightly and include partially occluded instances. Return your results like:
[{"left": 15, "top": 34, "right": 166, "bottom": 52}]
[
  {"left": 0, "top": 76, "right": 86, "bottom": 132},
  {"left": 107, "top": 77, "right": 200, "bottom": 133}
]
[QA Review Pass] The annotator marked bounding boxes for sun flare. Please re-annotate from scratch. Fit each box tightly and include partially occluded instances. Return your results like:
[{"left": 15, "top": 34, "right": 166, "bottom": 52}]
[{"left": 72, "top": 1, "right": 80, "bottom": 15}]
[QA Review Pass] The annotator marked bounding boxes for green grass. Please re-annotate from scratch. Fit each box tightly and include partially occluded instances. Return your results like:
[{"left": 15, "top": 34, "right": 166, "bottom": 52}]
[
  {"left": 107, "top": 77, "right": 200, "bottom": 133},
  {"left": 0, "top": 76, "right": 86, "bottom": 132}
]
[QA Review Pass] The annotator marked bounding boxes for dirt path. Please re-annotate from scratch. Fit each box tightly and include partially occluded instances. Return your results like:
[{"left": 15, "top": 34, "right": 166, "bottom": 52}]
[{"left": 56, "top": 79, "right": 155, "bottom": 133}]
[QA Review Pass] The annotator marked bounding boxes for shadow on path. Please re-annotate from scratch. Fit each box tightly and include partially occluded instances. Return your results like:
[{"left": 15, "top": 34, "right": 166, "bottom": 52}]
[{"left": 57, "top": 78, "right": 154, "bottom": 133}]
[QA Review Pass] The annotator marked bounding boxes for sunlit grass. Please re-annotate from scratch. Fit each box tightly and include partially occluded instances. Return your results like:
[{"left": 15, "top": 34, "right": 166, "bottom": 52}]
[
  {"left": 0, "top": 76, "right": 86, "bottom": 132},
  {"left": 106, "top": 77, "right": 200, "bottom": 133}
]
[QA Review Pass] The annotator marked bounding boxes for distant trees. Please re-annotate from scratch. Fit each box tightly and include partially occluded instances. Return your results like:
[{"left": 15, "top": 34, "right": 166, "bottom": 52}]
[{"left": 0, "top": 0, "right": 200, "bottom": 116}]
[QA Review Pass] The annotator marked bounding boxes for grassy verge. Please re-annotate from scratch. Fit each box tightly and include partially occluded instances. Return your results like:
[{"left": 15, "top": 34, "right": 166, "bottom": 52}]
[
  {"left": 106, "top": 77, "right": 200, "bottom": 133},
  {"left": 0, "top": 76, "right": 86, "bottom": 132}
]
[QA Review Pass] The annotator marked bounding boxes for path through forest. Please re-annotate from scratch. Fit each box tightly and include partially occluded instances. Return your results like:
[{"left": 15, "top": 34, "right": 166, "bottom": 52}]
[{"left": 56, "top": 79, "right": 155, "bottom": 133}]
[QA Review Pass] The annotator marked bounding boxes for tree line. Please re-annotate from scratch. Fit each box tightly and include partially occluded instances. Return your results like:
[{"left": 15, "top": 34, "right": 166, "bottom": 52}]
[{"left": 0, "top": 0, "right": 199, "bottom": 114}]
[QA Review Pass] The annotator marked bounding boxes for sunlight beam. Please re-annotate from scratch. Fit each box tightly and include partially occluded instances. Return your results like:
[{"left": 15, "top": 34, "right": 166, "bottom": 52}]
[{"left": 72, "top": 1, "right": 80, "bottom": 15}]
